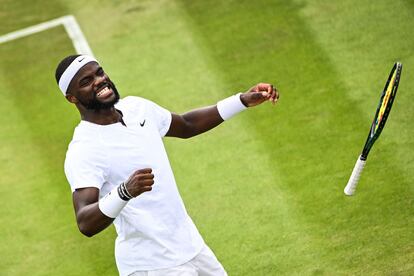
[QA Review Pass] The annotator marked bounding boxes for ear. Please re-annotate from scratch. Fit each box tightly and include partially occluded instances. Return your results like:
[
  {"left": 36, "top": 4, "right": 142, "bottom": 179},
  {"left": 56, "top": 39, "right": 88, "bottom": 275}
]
[{"left": 66, "top": 94, "right": 79, "bottom": 104}]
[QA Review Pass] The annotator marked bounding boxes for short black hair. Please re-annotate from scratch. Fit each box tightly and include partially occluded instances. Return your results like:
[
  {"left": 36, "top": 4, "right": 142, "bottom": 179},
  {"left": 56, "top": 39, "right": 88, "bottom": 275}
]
[{"left": 55, "top": 54, "right": 81, "bottom": 84}]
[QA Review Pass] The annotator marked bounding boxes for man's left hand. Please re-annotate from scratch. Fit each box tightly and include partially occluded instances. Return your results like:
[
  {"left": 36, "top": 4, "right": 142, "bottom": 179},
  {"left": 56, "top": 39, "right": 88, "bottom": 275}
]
[{"left": 240, "top": 83, "right": 279, "bottom": 107}]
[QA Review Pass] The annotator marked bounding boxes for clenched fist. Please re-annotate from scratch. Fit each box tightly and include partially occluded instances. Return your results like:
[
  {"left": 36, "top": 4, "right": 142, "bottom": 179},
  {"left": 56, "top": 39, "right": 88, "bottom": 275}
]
[
  {"left": 240, "top": 83, "right": 279, "bottom": 107},
  {"left": 124, "top": 168, "right": 155, "bottom": 197}
]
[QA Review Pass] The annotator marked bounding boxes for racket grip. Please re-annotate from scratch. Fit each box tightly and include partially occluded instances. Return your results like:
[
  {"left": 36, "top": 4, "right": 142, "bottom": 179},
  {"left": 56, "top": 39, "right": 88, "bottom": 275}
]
[{"left": 344, "top": 155, "right": 366, "bottom": 196}]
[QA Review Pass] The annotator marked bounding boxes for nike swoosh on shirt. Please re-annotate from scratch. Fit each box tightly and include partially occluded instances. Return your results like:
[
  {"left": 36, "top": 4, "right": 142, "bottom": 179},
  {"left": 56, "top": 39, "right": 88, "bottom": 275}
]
[{"left": 139, "top": 120, "right": 146, "bottom": 127}]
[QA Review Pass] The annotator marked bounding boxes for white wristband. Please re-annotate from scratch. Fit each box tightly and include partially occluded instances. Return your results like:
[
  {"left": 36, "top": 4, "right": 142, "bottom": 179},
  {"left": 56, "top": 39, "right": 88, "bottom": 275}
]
[
  {"left": 216, "top": 93, "right": 247, "bottom": 120},
  {"left": 98, "top": 185, "right": 128, "bottom": 218}
]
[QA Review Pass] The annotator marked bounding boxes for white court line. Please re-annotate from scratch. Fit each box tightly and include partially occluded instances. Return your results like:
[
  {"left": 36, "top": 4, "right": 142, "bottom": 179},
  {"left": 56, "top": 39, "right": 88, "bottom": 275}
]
[{"left": 0, "top": 15, "right": 94, "bottom": 56}]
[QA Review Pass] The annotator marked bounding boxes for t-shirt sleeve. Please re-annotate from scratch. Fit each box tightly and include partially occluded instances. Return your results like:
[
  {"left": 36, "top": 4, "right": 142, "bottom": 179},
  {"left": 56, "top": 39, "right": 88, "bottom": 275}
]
[
  {"left": 64, "top": 144, "right": 108, "bottom": 192},
  {"left": 147, "top": 100, "right": 172, "bottom": 137}
]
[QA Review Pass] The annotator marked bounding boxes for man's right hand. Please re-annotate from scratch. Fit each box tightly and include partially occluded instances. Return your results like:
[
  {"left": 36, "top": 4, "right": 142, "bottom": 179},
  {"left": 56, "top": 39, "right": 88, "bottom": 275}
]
[{"left": 124, "top": 168, "right": 155, "bottom": 197}]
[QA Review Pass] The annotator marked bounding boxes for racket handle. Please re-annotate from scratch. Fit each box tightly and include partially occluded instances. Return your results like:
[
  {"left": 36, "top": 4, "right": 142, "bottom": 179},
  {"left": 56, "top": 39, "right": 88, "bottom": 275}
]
[{"left": 344, "top": 155, "right": 366, "bottom": 196}]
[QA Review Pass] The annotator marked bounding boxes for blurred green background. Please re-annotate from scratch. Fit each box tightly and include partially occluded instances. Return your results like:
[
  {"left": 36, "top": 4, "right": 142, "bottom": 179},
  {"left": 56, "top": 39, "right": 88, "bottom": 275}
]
[{"left": 0, "top": 0, "right": 413, "bottom": 275}]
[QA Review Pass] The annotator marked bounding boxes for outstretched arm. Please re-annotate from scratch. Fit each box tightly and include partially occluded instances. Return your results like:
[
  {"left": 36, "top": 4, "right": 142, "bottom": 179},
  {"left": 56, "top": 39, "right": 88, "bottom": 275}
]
[{"left": 166, "top": 83, "right": 279, "bottom": 139}]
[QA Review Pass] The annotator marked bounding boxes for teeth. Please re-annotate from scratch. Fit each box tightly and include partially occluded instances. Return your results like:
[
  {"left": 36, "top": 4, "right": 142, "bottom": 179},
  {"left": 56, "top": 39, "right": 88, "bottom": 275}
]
[{"left": 97, "top": 87, "right": 109, "bottom": 97}]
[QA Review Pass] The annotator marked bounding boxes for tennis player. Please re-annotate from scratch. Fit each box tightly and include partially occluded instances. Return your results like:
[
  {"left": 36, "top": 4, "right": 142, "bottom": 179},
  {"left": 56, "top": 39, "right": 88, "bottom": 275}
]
[{"left": 55, "top": 54, "right": 279, "bottom": 276}]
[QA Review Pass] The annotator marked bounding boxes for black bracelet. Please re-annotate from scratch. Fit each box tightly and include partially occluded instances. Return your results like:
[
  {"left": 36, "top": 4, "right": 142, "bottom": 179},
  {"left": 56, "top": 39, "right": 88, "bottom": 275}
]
[
  {"left": 121, "top": 182, "right": 133, "bottom": 200},
  {"left": 121, "top": 182, "right": 134, "bottom": 199},
  {"left": 117, "top": 183, "right": 133, "bottom": 201}
]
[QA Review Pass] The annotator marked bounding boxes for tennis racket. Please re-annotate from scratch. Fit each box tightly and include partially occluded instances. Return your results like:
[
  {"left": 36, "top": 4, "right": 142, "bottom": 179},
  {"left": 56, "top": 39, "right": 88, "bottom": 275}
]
[{"left": 344, "top": 62, "right": 402, "bottom": 196}]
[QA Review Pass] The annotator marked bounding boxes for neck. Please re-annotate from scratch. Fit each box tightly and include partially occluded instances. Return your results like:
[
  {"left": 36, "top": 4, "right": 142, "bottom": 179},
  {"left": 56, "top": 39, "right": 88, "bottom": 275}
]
[{"left": 79, "top": 106, "right": 121, "bottom": 125}]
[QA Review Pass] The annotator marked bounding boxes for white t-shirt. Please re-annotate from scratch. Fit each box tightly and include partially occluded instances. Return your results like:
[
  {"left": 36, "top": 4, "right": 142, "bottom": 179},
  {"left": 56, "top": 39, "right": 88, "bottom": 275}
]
[{"left": 64, "top": 96, "right": 204, "bottom": 275}]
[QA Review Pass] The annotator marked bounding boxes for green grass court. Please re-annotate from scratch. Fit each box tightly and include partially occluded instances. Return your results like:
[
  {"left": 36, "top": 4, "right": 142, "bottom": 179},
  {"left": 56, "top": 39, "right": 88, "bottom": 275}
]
[{"left": 1, "top": 0, "right": 413, "bottom": 275}]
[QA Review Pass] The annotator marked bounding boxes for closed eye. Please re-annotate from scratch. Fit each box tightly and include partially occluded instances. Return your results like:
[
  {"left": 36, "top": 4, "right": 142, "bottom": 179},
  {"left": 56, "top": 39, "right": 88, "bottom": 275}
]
[
  {"left": 96, "top": 67, "right": 104, "bottom": 76},
  {"left": 80, "top": 77, "right": 93, "bottom": 87}
]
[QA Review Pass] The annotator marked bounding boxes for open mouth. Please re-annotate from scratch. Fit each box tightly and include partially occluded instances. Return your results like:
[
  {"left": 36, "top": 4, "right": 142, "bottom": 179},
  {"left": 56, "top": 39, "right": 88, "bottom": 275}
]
[{"left": 96, "top": 85, "right": 112, "bottom": 98}]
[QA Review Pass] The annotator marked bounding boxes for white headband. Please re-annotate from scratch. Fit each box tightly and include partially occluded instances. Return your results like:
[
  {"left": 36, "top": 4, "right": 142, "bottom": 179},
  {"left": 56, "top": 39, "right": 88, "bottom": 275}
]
[{"left": 58, "top": 55, "right": 98, "bottom": 95}]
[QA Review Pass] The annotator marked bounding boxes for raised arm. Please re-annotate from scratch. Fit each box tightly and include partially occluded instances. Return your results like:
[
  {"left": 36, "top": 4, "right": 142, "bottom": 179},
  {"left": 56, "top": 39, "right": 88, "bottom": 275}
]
[
  {"left": 72, "top": 168, "right": 155, "bottom": 237},
  {"left": 166, "top": 83, "right": 279, "bottom": 139}
]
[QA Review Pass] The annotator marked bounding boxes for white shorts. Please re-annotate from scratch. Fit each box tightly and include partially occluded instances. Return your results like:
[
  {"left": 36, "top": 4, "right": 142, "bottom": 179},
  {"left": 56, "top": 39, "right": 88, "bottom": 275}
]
[{"left": 129, "top": 244, "right": 227, "bottom": 276}]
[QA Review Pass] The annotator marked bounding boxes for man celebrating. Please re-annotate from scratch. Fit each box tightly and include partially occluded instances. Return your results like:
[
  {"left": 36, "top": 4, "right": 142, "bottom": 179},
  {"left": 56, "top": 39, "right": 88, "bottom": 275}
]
[{"left": 55, "top": 54, "right": 279, "bottom": 276}]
